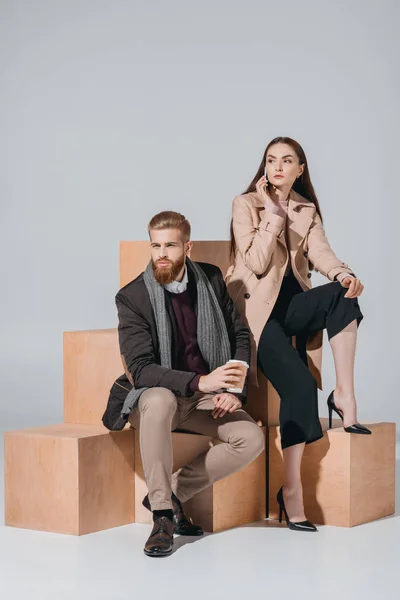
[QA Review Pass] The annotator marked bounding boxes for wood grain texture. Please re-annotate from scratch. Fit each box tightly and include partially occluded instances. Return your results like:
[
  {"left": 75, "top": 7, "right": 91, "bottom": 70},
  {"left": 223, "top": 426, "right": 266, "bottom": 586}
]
[
  {"left": 268, "top": 418, "right": 395, "bottom": 527},
  {"left": 64, "top": 329, "right": 123, "bottom": 425},
  {"left": 350, "top": 422, "right": 395, "bottom": 526},
  {"left": 5, "top": 424, "right": 135, "bottom": 535},
  {"left": 5, "top": 431, "right": 79, "bottom": 534}
]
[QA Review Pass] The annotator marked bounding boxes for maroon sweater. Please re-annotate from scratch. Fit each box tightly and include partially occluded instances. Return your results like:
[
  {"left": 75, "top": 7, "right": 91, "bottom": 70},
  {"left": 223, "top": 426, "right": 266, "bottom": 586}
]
[{"left": 167, "top": 289, "right": 209, "bottom": 393}]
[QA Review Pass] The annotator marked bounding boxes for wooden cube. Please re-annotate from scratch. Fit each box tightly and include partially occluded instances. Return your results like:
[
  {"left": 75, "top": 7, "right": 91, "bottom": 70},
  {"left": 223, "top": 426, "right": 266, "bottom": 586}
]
[
  {"left": 134, "top": 427, "right": 266, "bottom": 532},
  {"left": 268, "top": 418, "right": 396, "bottom": 527},
  {"left": 4, "top": 424, "right": 135, "bottom": 535},
  {"left": 64, "top": 329, "right": 123, "bottom": 424}
]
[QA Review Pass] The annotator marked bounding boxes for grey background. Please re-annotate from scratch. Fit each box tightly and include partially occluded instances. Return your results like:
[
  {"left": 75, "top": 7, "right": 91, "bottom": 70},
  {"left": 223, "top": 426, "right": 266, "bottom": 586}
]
[{"left": 0, "top": 0, "right": 398, "bottom": 434}]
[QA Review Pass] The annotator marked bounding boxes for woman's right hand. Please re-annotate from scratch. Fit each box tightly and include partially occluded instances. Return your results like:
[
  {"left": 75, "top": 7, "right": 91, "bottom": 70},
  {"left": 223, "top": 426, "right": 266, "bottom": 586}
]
[
  {"left": 256, "top": 176, "right": 285, "bottom": 217},
  {"left": 256, "top": 176, "right": 279, "bottom": 212}
]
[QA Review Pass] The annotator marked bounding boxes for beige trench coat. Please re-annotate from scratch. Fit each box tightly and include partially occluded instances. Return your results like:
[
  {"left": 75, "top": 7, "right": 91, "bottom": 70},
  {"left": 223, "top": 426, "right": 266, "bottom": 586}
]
[{"left": 225, "top": 188, "right": 355, "bottom": 389}]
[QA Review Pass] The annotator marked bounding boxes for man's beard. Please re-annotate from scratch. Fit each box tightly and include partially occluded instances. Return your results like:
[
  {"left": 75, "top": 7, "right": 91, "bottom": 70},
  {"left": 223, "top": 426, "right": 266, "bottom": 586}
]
[{"left": 152, "top": 255, "right": 186, "bottom": 285}]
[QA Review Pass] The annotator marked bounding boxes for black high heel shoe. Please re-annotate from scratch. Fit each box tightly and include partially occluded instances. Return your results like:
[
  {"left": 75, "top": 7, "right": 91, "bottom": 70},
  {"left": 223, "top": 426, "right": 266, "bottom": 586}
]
[
  {"left": 276, "top": 487, "right": 318, "bottom": 532},
  {"left": 327, "top": 391, "right": 371, "bottom": 434}
]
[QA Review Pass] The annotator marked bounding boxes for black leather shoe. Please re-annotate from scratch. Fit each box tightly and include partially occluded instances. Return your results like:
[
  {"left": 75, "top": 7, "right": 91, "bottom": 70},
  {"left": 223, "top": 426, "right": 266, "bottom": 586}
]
[
  {"left": 327, "top": 391, "right": 371, "bottom": 434},
  {"left": 277, "top": 486, "right": 318, "bottom": 532},
  {"left": 142, "top": 493, "right": 204, "bottom": 536},
  {"left": 144, "top": 516, "right": 174, "bottom": 557},
  {"left": 171, "top": 492, "right": 204, "bottom": 536}
]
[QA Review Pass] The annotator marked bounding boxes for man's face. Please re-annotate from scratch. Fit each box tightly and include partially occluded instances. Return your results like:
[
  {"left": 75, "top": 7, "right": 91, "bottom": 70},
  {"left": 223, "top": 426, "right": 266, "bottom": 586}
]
[{"left": 149, "top": 228, "right": 192, "bottom": 285}]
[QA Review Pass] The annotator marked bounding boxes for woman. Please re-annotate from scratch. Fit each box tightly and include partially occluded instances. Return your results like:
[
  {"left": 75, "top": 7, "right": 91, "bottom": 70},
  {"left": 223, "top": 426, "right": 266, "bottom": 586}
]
[{"left": 225, "top": 136, "right": 370, "bottom": 532}]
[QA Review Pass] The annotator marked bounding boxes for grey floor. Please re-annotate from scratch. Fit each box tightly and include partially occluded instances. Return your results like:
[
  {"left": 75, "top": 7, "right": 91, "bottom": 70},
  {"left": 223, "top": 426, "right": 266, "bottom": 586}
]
[{"left": 1, "top": 434, "right": 399, "bottom": 600}]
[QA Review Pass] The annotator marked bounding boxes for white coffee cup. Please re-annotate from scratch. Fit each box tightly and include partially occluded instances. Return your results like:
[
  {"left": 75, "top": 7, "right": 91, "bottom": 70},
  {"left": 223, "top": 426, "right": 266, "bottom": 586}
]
[{"left": 225, "top": 359, "right": 249, "bottom": 393}]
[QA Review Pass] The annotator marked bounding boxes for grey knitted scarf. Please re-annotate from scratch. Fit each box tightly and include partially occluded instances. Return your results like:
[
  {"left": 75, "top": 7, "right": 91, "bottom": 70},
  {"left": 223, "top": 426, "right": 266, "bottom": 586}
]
[{"left": 121, "top": 258, "right": 231, "bottom": 418}]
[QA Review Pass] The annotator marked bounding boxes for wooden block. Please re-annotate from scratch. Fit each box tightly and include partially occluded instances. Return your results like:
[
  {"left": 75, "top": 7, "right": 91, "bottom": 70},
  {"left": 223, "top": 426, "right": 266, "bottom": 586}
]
[
  {"left": 64, "top": 329, "right": 123, "bottom": 424},
  {"left": 4, "top": 424, "right": 135, "bottom": 535},
  {"left": 120, "top": 240, "right": 231, "bottom": 288},
  {"left": 135, "top": 427, "right": 266, "bottom": 532},
  {"left": 245, "top": 375, "right": 280, "bottom": 426},
  {"left": 268, "top": 418, "right": 396, "bottom": 527}
]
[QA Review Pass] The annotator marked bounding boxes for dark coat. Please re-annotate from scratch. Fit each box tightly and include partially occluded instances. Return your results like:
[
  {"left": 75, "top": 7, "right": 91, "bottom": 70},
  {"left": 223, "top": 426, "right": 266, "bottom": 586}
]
[{"left": 102, "top": 261, "right": 250, "bottom": 430}]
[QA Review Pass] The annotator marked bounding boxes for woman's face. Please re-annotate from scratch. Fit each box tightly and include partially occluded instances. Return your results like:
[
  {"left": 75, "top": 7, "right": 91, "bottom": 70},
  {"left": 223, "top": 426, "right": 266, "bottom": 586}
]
[{"left": 265, "top": 143, "right": 304, "bottom": 188}]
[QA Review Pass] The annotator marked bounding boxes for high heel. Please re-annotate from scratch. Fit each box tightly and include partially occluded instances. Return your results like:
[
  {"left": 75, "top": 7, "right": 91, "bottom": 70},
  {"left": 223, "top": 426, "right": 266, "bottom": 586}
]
[
  {"left": 276, "top": 486, "right": 317, "bottom": 532},
  {"left": 327, "top": 391, "right": 371, "bottom": 434}
]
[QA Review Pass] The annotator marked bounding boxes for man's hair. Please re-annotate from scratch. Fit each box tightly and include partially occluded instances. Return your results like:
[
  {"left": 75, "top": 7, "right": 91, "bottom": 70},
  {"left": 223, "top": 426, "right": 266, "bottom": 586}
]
[{"left": 148, "top": 211, "right": 191, "bottom": 242}]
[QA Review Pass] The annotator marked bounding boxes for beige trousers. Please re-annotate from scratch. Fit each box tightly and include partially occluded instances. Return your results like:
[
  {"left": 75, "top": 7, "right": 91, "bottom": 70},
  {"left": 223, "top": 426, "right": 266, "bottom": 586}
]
[{"left": 128, "top": 387, "right": 265, "bottom": 510}]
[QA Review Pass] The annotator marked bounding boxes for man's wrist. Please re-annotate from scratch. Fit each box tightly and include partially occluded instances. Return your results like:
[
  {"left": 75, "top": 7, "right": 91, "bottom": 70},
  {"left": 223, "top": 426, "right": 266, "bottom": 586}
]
[
  {"left": 227, "top": 392, "right": 242, "bottom": 403},
  {"left": 189, "top": 374, "right": 202, "bottom": 393},
  {"left": 197, "top": 375, "right": 206, "bottom": 392}
]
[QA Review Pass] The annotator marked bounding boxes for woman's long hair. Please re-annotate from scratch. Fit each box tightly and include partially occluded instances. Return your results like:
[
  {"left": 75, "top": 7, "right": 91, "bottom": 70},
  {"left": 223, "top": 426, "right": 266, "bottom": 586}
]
[{"left": 230, "top": 136, "right": 323, "bottom": 259}]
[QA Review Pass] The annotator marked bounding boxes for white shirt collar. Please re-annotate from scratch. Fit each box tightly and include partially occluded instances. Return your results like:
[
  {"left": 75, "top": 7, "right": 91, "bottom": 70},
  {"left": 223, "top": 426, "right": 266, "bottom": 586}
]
[{"left": 164, "top": 264, "right": 189, "bottom": 294}]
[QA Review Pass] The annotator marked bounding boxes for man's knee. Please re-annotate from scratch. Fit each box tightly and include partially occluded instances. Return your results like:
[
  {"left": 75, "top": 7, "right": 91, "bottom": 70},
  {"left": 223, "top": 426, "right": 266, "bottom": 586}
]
[
  {"left": 139, "top": 387, "right": 178, "bottom": 418},
  {"left": 231, "top": 421, "right": 265, "bottom": 462}
]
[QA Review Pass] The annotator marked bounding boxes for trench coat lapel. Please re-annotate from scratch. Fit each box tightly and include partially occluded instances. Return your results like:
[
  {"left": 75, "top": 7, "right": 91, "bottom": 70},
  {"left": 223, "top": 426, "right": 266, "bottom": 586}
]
[
  {"left": 288, "top": 189, "right": 314, "bottom": 239},
  {"left": 251, "top": 188, "right": 314, "bottom": 250}
]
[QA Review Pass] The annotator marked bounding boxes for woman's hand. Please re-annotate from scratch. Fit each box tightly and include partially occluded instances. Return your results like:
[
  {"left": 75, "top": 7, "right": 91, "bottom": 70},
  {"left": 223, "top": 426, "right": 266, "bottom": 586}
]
[
  {"left": 256, "top": 176, "right": 285, "bottom": 218},
  {"left": 338, "top": 274, "right": 364, "bottom": 298},
  {"left": 256, "top": 175, "right": 273, "bottom": 204}
]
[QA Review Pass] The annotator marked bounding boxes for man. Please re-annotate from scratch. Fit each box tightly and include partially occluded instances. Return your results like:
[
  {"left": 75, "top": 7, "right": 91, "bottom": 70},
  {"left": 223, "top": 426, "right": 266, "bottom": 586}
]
[{"left": 102, "top": 211, "right": 264, "bottom": 557}]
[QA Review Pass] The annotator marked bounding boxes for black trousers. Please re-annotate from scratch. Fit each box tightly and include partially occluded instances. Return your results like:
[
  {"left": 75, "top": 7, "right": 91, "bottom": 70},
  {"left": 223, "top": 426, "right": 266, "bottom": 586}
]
[{"left": 257, "top": 271, "right": 363, "bottom": 450}]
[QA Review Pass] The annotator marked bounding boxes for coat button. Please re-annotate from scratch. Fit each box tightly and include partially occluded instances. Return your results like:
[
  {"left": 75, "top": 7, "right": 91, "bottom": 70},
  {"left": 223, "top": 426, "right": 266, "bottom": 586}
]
[
  {"left": 303, "top": 251, "right": 308, "bottom": 258},
  {"left": 244, "top": 293, "right": 250, "bottom": 299},
  {"left": 307, "top": 273, "right": 312, "bottom": 278},
  {"left": 256, "top": 274, "right": 262, "bottom": 280}
]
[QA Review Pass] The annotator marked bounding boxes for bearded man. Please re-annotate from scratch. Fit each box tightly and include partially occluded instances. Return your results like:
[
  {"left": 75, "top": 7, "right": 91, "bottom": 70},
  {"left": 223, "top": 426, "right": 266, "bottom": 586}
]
[{"left": 102, "top": 211, "right": 264, "bottom": 557}]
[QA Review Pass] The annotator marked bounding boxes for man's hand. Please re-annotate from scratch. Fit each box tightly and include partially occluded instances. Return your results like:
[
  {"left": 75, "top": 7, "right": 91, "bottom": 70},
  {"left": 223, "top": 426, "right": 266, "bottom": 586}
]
[
  {"left": 198, "top": 365, "right": 244, "bottom": 394},
  {"left": 211, "top": 393, "right": 242, "bottom": 419},
  {"left": 337, "top": 274, "right": 364, "bottom": 298}
]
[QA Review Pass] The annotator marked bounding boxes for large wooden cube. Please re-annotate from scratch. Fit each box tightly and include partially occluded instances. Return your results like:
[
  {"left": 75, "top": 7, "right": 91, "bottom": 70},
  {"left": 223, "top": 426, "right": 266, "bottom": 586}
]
[
  {"left": 134, "top": 427, "right": 266, "bottom": 532},
  {"left": 268, "top": 418, "right": 396, "bottom": 527},
  {"left": 64, "top": 329, "right": 123, "bottom": 424},
  {"left": 4, "top": 424, "right": 135, "bottom": 535}
]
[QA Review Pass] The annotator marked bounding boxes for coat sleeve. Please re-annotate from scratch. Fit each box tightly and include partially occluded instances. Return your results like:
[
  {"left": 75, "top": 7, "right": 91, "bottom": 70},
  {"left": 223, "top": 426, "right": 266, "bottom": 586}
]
[
  {"left": 232, "top": 196, "right": 285, "bottom": 275},
  {"left": 307, "top": 214, "right": 355, "bottom": 281},
  {"left": 212, "top": 266, "right": 251, "bottom": 404},
  {"left": 116, "top": 294, "right": 199, "bottom": 397}
]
